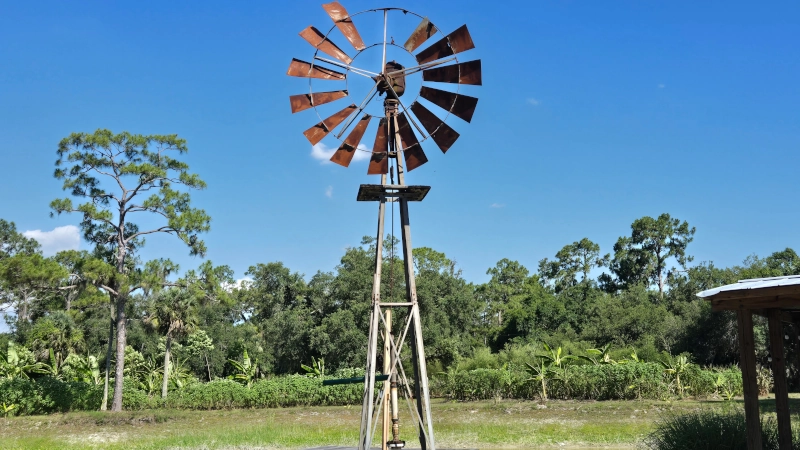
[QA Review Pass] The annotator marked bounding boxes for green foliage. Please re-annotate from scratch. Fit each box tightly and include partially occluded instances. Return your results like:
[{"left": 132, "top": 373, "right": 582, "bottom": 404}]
[
  {"left": 26, "top": 311, "right": 85, "bottom": 368},
  {"left": 227, "top": 349, "right": 259, "bottom": 387},
  {"left": 0, "top": 377, "right": 102, "bottom": 415},
  {"left": 300, "top": 356, "right": 325, "bottom": 378},
  {"left": 161, "top": 372, "right": 365, "bottom": 410},
  {"left": 643, "top": 409, "right": 800, "bottom": 450},
  {"left": 61, "top": 353, "right": 101, "bottom": 385},
  {"left": 756, "top": 364, "right": 774, "bottom": 396},
  {"left": 184, "top": 329, "right": 214, "bottom": 357},
  {"left": 50, "top": 129, "right": 211, "bottom": 411},
  {"left": 659, "top": 354, "right": 691, "bottom": 397},
  {"left": 433, "top": 362, "right": 743, "bottom": 402},
  {"left": 0, "top": 253, "right": 67, "bottom": 327},
  {"left": 603, "top": 213, "right": 695, "bottom": 296},
  {"left": 0, "top": 342, "right": 46, "bottom": 380},
  {"left": 6, "top": 204, "right": 800, "bottom": 417},
  {"left": 0, "top": 219, "right": 40, "bottom": 260},
  {"left": 1, "top": 401, "right": 16, "bottom": 417},
  {"left": 538, "top": 238, "right": 606, "bottom": 292}
]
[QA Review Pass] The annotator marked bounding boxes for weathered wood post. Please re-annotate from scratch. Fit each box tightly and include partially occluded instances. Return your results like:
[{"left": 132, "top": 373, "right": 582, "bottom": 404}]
[
  {"left": 737, "top": 309, "right": 763, "bottom": 450},
  {"left": 767, "top": 309, "right": 792, "bottom": 450}
]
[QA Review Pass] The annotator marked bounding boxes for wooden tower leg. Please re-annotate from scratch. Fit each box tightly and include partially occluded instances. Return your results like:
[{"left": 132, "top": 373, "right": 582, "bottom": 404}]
[
  {"left": 359, "top": 185, "right": 387, "bottom": 450},
  {"left": 382, "top": 309, "right": 392, "bottom": 450},
  {"left": 398, "top": 196, "right": 436, "bottom": 450}
]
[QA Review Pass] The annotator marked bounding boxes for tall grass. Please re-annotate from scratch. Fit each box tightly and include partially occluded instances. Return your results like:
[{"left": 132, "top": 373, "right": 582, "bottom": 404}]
[{"left": 643, "top": 409, "right": 800, "bottom": 450}]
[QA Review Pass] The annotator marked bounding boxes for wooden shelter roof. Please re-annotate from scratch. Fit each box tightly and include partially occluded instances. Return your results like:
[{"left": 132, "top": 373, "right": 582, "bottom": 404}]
[{"left": 697, "top": 275, "right": 800, "bottom": 312}]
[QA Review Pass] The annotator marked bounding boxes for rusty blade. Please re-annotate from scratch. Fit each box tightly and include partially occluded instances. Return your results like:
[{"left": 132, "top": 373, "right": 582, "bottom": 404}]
[
  {"left": 330, "top": 115, "right": 371, "bottom": 167},
  {"left": 396, "top": 113, "right": 428, "bottom": 171},
  {"left": 415, "top": 25, "right": 476, "bottom": 65},
  {"left": 303, "top": 104, "right": 357, "bottom": 145},
  {"left": 299, "top": 26, "right": 352, "bottom": 64},
  {"left": 404, "top": 17, "right": 438, "bottom": 53},
  {"left": 287, "top": 58, "right": 346, "bottom": 80},
  {"left": 420, "top": 86, "right": 479, "bottom": 123},
  {"left": 422, "top": 60, "right": 482, "bottom": 85},
  {"left": 322, "top": 2, "right": 366, "bottom": 51},
  {"left": 410, "top": 102, "right": 459, "bottom": 154},
  {"left": 367, "top": 118, "right": 389, "bottom": 175},
  {"left": 289, "top": 90, "right": 348, "bottom": 114}
]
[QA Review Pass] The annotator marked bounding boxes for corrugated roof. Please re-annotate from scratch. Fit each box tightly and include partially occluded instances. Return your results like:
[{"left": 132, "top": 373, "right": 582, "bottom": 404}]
[{"left": 696, "top": 275, "right": 800, "bottom": 298}]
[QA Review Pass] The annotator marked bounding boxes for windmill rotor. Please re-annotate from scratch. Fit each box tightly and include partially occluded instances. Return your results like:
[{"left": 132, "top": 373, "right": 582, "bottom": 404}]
[{"left": 287, "top": 2, "right": 482, "bottom": 173}]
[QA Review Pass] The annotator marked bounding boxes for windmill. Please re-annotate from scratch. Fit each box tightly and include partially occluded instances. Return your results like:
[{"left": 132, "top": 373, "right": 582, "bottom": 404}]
[{"left": 287, "top": 4, "right": 481, "bottom": 450}]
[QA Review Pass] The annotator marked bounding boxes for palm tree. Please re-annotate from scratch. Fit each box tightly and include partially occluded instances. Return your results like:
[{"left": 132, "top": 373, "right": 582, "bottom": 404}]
[{"left": 143, "top": 288, "right": 198, "bottom": 398}]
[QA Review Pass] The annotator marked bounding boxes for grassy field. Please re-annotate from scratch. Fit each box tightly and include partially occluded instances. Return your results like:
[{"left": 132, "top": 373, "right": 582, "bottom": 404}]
[{"left": 0, "top": 398, "right": 757, "bottom": 450}]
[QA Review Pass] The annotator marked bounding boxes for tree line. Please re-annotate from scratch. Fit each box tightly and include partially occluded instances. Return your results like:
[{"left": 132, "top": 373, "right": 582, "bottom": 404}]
[{"left": 2, "top": 129, "right": 800, "bottom": 411}]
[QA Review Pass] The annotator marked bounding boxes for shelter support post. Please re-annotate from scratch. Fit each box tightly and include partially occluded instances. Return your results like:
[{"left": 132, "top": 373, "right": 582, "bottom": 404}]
[
  {"left": 767, "top": 309, "right": 792, "bottom": 450},
  {"left": 737, "top": 309, "right": 763, "bottom": 450},
  {"left": 792, "top": 319, "right": 800, "bottom": 389}
]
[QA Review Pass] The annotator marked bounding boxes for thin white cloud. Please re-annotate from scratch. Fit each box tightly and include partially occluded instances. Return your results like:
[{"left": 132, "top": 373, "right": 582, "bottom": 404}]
[
  {"left": 526, "top": 98, "right": 540, "bottom": 106},
  {"left": 490, "top": 203, "right": 505, "bottom": 208},
  {"left": 658, "top": 84, "right": 665, "bottom": 89},
  {"left": 23, "top": 225, "right": 80, "bottom": 256},
  {"left": 311, "top": 143, "right": 335, "bottom": 162},
  {"left": 311, "top": 143, "right": 372, "bottom": 163},
  {"left": 353, "top": 144, "right": 371, "bottom": 161},
  {"left": 325, "top": 185, "right": 333, "bottom": 198}
]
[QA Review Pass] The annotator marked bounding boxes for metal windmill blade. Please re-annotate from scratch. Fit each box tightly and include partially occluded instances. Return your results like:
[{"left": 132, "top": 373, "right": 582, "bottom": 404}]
[
  {"left": 396, "top": 112, "right": 428, "bottom": 171},
  {"left": 367, "top": 118, "right": 389, "bottom": 175},
  {"left": 404, "top": 17, "right": 438, "bottom": 53},
  {"left": 419, "top": 86, "right": 478, "bottom": 123},
  {"left": 415, "top": 25, "right": 475, "bottom": 65},
  {"left": 330, "top": 114, "right": 371, "bottom": 167},
  {"left": 322, "top": 2, "right": 366, "bottom": 51},
  {"left": 299, "top": 26, "right": 353, "bottom": 64}
]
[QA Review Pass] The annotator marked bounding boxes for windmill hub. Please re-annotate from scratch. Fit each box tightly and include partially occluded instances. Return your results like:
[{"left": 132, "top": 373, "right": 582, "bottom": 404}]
[{"left": 377, "top": 61, "right": 406, "bottom": 98}]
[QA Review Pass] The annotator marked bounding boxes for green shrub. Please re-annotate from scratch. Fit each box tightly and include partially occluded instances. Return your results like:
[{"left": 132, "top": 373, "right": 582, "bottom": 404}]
[
  {"left": 166, "top": 379, "right": 252, "bottom": 409},
  {"left": 643, "top": 409, "right": 800, "bottom": 450},
  {"left": 0, "top": 377, "right": 102, "bottom": 415},
  {"left": 432, "top": 362, "right": 743, "bottom": 401},
  {"left": 163, "top": 372, "right": 364, "bottom": 410}
]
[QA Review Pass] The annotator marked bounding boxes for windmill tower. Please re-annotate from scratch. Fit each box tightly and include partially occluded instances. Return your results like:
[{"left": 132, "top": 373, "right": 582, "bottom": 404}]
[{"left": 287, "top": 4, "right": 481, "bottom": 449}]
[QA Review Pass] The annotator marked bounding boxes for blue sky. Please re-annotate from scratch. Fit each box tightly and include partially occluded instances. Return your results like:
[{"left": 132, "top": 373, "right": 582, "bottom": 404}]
[{"left": 1, "top": 0, "right": 799, "bottom": 295}]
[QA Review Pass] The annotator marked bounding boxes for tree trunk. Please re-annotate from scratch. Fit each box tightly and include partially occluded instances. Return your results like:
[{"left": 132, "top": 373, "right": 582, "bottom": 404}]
[
  {"left": 101, "top": 311, "right": 114, "bottom": 411},
  {"left": 205, "top": 352, "right": 212, "bottom": 382},
  {"left": 162, "top": 334, "right": 171, "bottom": 399},
  {"left": 19, "top": 296, "right": 28, "bottom": 326},
  {"left": 111, "top": 294, "right": 126, "bottom": 411}
]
